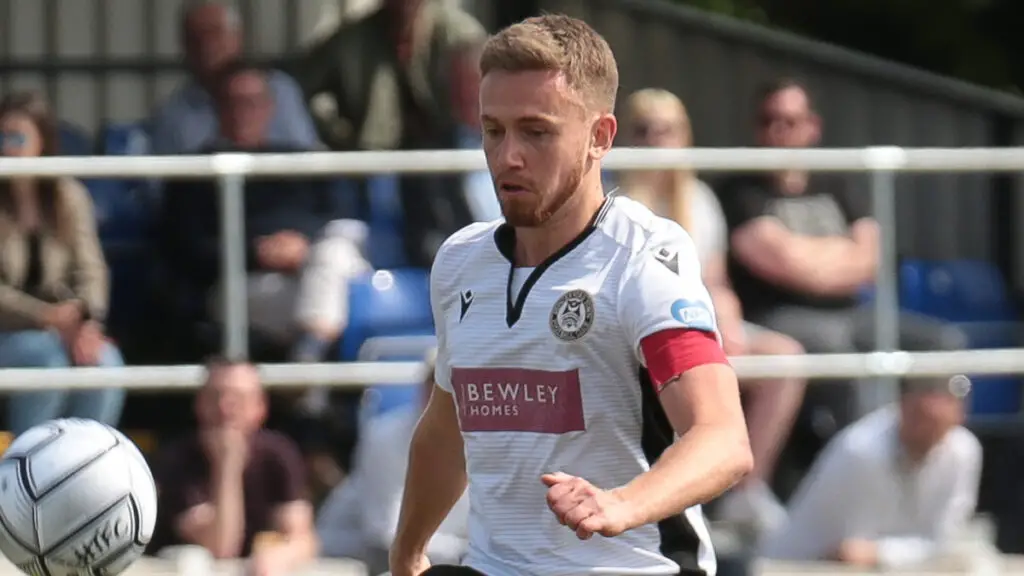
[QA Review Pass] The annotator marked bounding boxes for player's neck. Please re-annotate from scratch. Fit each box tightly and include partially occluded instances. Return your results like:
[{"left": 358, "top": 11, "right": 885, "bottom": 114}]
[{"left": 514, "top": 178, "right": 606, "bottom": 267}]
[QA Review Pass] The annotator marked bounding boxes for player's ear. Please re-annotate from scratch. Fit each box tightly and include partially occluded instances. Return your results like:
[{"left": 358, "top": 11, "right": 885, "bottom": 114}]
[{"left": 590, "top": 113, "right": 617, "bottom": 160}]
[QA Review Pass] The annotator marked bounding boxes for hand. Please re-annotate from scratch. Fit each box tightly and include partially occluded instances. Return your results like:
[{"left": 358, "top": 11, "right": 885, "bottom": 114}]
[
  {"left": 388, "top": 549, "right": 431, "bottom": 576},
  {"left": 246, "top": 545, "right": 288, "bottom": 576},
  {"left": 542, "top": 472, "right": 633, "bottom": 540},
  {"left": 835, "top": 538, "right": 878, "bottom": 567},
  {"left": 720, "top": 322, "right": 747, "bottom": 357},
  {"left": 68, "top": 320, "right": 106, "bottom": 366},
  {"left": 43, "top": 302, "right": 82, "bottom": 333},
  {"left": 202, "top": 427, "right": 249, "bottom": 469},
  {"left": 257, "top": 231, "right": 308, "bottom": 271}
]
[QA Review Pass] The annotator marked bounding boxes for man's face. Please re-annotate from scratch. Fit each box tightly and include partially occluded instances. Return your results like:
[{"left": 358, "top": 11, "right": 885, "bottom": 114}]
[
  {"left": 184, "top": 4, "right": 242, "bottom": 79},
  {"left": 219, "top": 71, "right": 272, "bottom": 148},
  {"left": 899, "top": 389, "right": 964, "bottom": 455},
  {"left": 480, "top": 70, "right": 608, "bottom": 227},
  {"left": 196, "top": 364, "right": 265, "bottom": 431},
  {"left": 757, "top": 86, "right": 819, "bottom": 148}
]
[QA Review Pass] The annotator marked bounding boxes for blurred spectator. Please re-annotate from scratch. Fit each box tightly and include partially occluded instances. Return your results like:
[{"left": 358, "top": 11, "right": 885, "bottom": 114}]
[
  {"left": 292, "top": 0, "right": 486, "bottom": 152},
  {"left": 0, "top": 92, "right": 125, "bottom": 434},
  {"left": 452, "top": 45, "right": 501, "bottom": 223},
  {"left": 619, "top": 88, "right": 803, "bottom": 534},
  {"left": 160, "top": 61, "right": 369, "bottom": 362},
  {"left": 718, "top": 79, "right": 966, "bottom": 422},
  {"left": 761, "top": 377, "right": 981, "bottom": 569},
  {"left": 293, "top": 0, "right": 488, "bottom": 266},
  {"left": 151, "top": 0, "right": 318, "bottom": 155},
  {"left": 150, "top": 357, "right": 318, "bottom": 573},
  {"left": 316, "top": 352, "right": 468, "bottom": 572}
]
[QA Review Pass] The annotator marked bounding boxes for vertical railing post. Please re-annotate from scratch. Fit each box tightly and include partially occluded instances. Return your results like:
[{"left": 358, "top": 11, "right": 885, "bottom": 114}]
[
  {"left": 867, "top": 157, "right": 901, "bottom": 413},
  {"left": 218, "top": 173, "right": 249, "bottom": 358}
]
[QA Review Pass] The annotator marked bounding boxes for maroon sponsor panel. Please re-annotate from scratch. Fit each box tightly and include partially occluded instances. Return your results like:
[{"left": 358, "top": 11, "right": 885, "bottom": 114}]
[{"left": 451, "top": 367, "right": 586, "bottom": 433}]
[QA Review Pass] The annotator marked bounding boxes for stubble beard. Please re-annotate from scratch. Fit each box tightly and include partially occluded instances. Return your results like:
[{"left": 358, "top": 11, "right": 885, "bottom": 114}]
[{"left": 499, "top": 157, "right": 585, "bottom": 228}]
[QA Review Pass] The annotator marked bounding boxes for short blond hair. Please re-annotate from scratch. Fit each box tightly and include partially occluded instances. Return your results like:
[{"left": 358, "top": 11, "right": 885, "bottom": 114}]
[{"left": 480, "top": 14, "right": 619, "bottom": 112}]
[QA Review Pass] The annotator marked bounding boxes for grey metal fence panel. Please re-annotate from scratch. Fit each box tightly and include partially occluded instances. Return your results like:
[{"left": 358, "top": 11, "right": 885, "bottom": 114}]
[
  {"left": 1, "top": 0, "right": 1022, "bottom": 264},
  {"left": 0, "top": 0, "right": 311, "bottom": 132},
  {"left": 538, "top": 0, "right": 1024, "bottom": 263}
]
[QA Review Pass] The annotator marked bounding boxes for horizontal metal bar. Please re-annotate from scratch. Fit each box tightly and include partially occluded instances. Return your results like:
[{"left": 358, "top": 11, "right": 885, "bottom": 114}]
[{"left": 0, "top": 56, "right": 282, "bottom": 75}]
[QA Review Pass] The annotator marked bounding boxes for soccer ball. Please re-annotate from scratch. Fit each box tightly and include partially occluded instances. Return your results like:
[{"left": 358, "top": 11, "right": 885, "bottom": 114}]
[{"left": 0, "top": 419, "right": 157, "bottom": 576}]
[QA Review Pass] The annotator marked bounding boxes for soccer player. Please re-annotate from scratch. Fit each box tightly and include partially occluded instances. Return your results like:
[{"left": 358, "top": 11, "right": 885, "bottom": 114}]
[{"left": 390, "top": 14, "right": 753, "bottom": 576}]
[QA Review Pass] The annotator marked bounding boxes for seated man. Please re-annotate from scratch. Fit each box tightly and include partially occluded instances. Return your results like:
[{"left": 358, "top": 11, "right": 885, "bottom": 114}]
[
  {"left": 149, "top": 357, "right": 318, "bottom": 574},
  {"left": 760, "top": 376, "right": 981, "bottom": 569},
  {"left": 151, "top": 1, "right": 319, "bottom": 154},
  {"left": 317, "top": 352, "right": 469, "bottom": 573},
  {"left": 159, "top": 60, "right": 369, "bottom": 362},
  {"left": 720, "top": 78, "right": 966, "bottom": 423}
]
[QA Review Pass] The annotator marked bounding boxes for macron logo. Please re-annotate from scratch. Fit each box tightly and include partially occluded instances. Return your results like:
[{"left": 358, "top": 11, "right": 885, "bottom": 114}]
[
  {"left": 654, "top": 247, "right": 679, "bottom": 274},
  {"left": 459, "top": 290, "right": 474, "bottom": 322}
]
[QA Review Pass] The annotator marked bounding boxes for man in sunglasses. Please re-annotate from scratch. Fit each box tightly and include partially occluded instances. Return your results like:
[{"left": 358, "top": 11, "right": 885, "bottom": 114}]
[{"left": 716, "top": 79, "right": 966, "bottom": 429}]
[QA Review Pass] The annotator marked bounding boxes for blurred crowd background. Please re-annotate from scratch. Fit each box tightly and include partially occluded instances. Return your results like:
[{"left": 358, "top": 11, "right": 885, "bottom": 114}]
[{"left": 4, "top": 0, "right": 1024, "bottom": 574}]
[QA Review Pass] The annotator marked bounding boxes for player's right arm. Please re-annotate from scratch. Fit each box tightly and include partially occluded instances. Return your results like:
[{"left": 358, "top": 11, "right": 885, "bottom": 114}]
[{"left": 390, "top": 251, "right": 469, "bottom": 575}]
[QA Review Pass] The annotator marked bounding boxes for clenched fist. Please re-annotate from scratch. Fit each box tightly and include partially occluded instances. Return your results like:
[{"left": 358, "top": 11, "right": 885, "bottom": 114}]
[{"left": 541, "top": 472, "right": 634, "bottom": 540}]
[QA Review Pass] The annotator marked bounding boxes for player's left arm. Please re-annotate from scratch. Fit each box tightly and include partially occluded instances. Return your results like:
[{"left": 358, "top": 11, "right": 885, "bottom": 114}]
[{"left": 615, "top": 232, "right": 753, "bottom": 529}]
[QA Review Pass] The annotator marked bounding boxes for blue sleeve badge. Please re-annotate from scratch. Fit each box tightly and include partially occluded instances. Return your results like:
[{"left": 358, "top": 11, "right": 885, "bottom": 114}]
[{"left": 670, "top": 299, "right": 715, "bottom": 332}]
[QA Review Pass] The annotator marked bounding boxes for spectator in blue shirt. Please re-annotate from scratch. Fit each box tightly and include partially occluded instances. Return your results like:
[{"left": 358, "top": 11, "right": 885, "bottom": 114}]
[
  {"left": 159, "top": 61, "right": 368, "bottom": 363},
  {"left": 151, "top": 1, "right": 319, "bottom": 154}
]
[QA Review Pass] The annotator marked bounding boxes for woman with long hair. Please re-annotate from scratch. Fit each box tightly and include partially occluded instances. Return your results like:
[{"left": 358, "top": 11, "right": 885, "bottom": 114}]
[
  {"left": 0, "top": 91, "right": 125, "bottom": 433},
  {"left": 620, "top": 88, "right": 805, "bottom": 534}
]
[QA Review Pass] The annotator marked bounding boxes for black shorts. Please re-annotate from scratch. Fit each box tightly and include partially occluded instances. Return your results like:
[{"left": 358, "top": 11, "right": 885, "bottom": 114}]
[
  {"left": 422, "top": 564, "right": 708, "bottom": 576},
  {"left": 422, "top": 567, "right": 486, "bottom": 575}
]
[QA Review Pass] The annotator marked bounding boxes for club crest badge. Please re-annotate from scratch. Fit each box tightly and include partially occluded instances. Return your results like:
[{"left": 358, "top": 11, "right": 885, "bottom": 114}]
[{"left": 549, "top": 289, "right": 595, "bottom": 342}]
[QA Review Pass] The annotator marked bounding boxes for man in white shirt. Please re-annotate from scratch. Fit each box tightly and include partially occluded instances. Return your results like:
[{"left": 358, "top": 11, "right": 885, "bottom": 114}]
[
  {"left": 389, "top": 14, "right": 753, "bottom": 576},
  {"left": 316, "top": 355, "right": 469, "bottom": 573},
  {"left": 760, "top": 376, "right": 981, "bottom": 569}
]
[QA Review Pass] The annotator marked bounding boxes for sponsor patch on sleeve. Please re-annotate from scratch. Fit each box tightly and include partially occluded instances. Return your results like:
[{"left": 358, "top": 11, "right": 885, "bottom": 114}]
[{"left": 669, "top": 299, "right": 715, "bottom": 332}]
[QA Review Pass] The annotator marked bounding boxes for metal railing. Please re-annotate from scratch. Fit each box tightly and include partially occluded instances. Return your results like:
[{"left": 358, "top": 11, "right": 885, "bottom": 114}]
[{"left": 0, "top": 146, "right": 1018, "bottom": 393}]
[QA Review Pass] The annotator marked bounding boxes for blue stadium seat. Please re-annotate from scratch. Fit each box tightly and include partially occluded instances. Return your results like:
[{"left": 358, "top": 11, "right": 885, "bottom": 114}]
[
  {"left": 326, "top": 178, "right": 360, "bottom": 222},
  {"left": 900, "top": 260, "right": 1014, "bottom": 323},
  {"left": 86, "top": 177, "right": 156, "bottom": 338},
  {"left": 357, "top": 334, "right": 437, "bottom": 419},
  {"left": 367, "top": 175, "right": 403, "bottom": 228},
  {"left": 102, "top": 122, "right": 151, "bottom": 156},
  {"left": 899, "top": 260, "right": 1020, "bottom": 416},
  {"left": 338, "top": 269, "right": 433, "bottom": 361},
  {"left": 87, "top": 179, "right": 153, "bottom": 242},
  {"left": 88, "top": 122, "right": 160, "bottom": 339},
  {"left": 364, "top": 176, "right": 407, "bottom": 268},
  {"left": 91, "top": 122, "right": 158, "bottom": 240},
  {"left": 57, "top": 122, "right": 92, "bottom": 156}
]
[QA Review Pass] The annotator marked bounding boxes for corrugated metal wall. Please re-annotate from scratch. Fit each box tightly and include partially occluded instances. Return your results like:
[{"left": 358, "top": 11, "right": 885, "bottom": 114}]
[
  {"left": 3, "top": 0, "right": 1024, "bottom": 276},
  {"left": 0, "top": 0, "right": 332, "bottom": 132},
  {"left": 535, "top": 0, "right": 1024, "bottom": 268}
]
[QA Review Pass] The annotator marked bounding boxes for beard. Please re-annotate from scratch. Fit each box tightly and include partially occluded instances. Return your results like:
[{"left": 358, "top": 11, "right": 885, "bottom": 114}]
[{"left": 498, "top": 157, "right": 585, "bottom": 228}]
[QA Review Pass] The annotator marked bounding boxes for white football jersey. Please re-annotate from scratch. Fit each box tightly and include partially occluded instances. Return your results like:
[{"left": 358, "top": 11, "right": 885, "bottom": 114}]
[{"left": 431, "top": 195, "right": 719, "bottom": 576}]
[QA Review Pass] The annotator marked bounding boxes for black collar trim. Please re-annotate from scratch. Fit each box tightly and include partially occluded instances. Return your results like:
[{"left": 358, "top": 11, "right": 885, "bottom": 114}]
[{"left": 494, "top": 192, "right": 617, "bottom": 328}]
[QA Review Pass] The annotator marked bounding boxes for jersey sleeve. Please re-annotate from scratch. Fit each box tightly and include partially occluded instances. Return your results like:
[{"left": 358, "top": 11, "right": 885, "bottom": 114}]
[
  {"left": 618, "top": 224, "right": 719, "bottom": 364},
  {"left": 430, "top": 247, "right": 454, "bottom": 393}
]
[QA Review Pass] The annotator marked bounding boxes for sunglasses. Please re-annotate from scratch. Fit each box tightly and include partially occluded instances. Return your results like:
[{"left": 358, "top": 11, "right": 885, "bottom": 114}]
[{"left": 0, "top": 131, "right": 29, "bottom": 150}]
